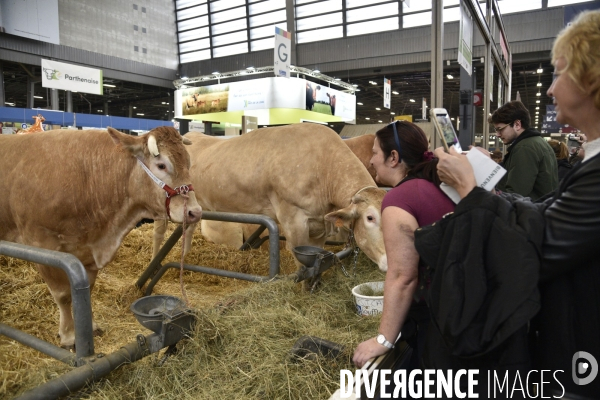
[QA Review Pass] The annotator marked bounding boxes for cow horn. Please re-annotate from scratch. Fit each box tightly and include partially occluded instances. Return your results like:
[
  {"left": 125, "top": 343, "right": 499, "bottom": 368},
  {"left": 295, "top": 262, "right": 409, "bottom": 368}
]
[
  {"left": 182, "top": 136, "right": 192, "bottom": 145},
  {"left": 148, "top": 134, "right": 160, "bottom": 157}
]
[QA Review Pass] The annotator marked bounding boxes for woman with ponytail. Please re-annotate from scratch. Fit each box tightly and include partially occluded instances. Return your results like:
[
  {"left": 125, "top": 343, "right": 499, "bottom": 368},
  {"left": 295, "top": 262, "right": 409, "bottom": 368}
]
[{"left": 353, "top": 120, "right": 455, "bottom": 372}]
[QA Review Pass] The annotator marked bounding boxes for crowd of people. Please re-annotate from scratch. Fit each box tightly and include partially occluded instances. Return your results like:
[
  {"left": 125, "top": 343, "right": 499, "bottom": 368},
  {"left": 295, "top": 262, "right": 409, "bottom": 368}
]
[{"left": 353, "top": 10, "right": 600, "bottom": 399}]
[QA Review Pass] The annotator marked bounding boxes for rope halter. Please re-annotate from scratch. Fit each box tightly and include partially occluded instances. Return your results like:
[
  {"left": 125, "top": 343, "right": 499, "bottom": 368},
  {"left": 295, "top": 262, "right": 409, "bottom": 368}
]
[{"left": 136, "top": 157, "right": 194, "bottom": 219}]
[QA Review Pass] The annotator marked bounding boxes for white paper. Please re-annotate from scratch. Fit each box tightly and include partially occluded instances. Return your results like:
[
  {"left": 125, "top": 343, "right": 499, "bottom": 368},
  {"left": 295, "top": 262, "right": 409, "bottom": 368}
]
[{"left": 440, "top": 149, "right": 507, "bottom": 204}]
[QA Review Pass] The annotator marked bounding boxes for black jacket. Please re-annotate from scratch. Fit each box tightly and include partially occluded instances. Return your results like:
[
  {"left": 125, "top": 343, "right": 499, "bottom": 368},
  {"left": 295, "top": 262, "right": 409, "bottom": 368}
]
[
  {"left": 416, "top": 152, "right": 600, "bottom": 398},
  {"left": 535, "top": 152, "right": 600, "bottom": 398},
  {"left": 415, "top": 188, "right": 543, "bottom": 358},
  {"left": 557, "top": 158, "right": 572, "bottom": 181}
]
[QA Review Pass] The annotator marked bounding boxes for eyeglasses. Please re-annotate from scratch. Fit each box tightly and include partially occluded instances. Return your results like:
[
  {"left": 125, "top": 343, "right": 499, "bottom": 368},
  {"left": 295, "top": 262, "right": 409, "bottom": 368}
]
[
  {"left": 494, "top": 123, "right": 513, "bottom": 133},
  {"left": 389, "top": 121, "right": 402, "bottom": 155}
]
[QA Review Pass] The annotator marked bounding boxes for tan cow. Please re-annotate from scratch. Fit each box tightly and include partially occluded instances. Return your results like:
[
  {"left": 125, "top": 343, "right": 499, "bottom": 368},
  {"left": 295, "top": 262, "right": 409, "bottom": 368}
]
[
  {"left": 0, "top": 127, "right": 202, "bottom": 349},
  {"left": 200, "top": 134, "right": 379, "bottom": 248},
  {"left": 154, "top": 123, "right": 388, "bottom": 273},
  {"left": 343, "top": 134, "right": 378, "bottom": 184}
]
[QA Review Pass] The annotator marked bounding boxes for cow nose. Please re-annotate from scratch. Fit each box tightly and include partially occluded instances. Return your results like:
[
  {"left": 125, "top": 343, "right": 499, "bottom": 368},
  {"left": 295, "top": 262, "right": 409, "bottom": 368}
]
[{"left": 186, "top": 206, "right": 202, "bottom": 223}]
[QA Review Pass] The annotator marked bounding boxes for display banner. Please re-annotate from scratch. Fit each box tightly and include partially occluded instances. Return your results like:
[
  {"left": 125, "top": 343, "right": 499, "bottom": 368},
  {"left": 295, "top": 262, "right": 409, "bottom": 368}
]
[
  {"left": 383, "top": 78, "right": 391, "bottom": 109},
  {"left": 41, "top": 59, "right": 103, "bottom": 95},
  {"left": 458, "top": 2, "right": 473, "bottom": 76},
  {"left": 274, "top": 27, "right": 291, "bottom": 78},
  {"left": 175, "top": 77, "right": 356, "bottom": 122}
]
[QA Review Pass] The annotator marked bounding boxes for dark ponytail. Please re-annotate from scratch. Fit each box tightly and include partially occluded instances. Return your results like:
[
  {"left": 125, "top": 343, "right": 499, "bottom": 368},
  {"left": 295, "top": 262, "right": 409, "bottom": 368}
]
[{"left": 375, "top": 121, "right": 441, "bottom": 186}]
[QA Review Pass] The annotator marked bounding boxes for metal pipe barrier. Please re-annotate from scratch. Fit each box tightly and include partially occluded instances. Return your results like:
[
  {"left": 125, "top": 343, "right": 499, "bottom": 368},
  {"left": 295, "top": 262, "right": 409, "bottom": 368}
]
[
  {"left": 0, "top": 241, "right": 95, "bottom": 365},
  {"left": 144, "top": 245, "right": 353, "bottom": 296},
  {"left": 15, "top": 333, "right": 166, "bottom": 400},
  {"left": 136, "top": 211, "right": 281, "bottom": 290},
  {"left": 136, "top": 211, "right": 354, "bottom": 294}
]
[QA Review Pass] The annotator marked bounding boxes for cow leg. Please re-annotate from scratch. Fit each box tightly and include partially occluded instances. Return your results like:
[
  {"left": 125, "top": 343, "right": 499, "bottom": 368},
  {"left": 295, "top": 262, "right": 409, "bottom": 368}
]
[
  {"left": 152, "top": 220, "right": 168, "bottom": 259},
  {"left": 86, "top": 268, "right": 104, "bottom": 337},
  {"left": 35, "top": 264, "right": 77, "bottom": 349}
]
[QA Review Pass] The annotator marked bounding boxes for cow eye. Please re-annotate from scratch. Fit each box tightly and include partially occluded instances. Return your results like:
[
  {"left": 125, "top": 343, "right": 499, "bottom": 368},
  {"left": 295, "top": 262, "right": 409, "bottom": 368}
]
[
  {"left": 157, "top": 163, "right": 166, "bottom": 170},
  {"left": 367, "top": 215, "right": 374, "bottom": 221}
]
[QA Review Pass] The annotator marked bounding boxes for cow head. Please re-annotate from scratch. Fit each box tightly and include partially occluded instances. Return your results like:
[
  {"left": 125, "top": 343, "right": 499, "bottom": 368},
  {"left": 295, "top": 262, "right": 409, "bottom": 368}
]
[
  {"left": 107, "top": 127, "right": 202, "bottom": 224},
  {"left": 325, "top": 187, "right": 388, "bottom": 271}
]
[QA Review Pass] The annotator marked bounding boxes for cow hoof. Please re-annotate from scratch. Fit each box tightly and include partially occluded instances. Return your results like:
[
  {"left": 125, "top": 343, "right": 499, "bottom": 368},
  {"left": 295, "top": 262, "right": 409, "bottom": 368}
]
[
  {"left": 61, "top": 343, "right": 76, "bottom": 352},
  {"left": 93, "top": 328, "right": 105, "bottom": 337}
]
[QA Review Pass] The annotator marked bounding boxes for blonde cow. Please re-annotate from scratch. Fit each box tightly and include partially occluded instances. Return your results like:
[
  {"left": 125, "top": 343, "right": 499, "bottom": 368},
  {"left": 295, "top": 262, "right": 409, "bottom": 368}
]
[
  {"left": 153, "top": 124, "right": 388, "bottom": 272},
  {"left": 201, "top": 133, "right": 379, "bottom": 248},
  {"left": 0, "top": 127, "right": 202, "bottom": 349}
]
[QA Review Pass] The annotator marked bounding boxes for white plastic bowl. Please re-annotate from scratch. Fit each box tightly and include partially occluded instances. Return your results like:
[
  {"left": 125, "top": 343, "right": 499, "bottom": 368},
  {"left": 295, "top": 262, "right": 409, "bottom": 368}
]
[{"left": 351, "top": 281, "right": 384, "bottom": 316}]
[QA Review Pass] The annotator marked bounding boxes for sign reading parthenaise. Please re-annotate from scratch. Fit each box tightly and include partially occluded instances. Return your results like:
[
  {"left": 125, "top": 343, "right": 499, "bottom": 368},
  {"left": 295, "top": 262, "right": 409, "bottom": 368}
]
[{"left": 41, "top": 59, "right": 103, "bottom": 95}]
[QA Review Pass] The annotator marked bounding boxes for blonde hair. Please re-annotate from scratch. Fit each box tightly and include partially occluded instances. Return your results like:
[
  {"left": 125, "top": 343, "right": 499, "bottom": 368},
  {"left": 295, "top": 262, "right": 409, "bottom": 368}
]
[
  {"left": 551, "top": 10, "right": 600, "bottom": 110},
  {"left": 548, "top": 139, "right": 569, "bottom": 160}
]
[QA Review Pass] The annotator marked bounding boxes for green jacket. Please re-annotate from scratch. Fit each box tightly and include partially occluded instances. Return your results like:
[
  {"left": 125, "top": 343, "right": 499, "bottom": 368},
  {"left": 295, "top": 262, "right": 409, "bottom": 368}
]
[{"left": 496, "top": 129, "right": 558, "bottom": 200}]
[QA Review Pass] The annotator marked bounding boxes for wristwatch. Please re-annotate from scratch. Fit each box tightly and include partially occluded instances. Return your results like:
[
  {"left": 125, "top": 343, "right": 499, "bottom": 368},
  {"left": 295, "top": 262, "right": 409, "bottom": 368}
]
[{"left": 376, "top": 334, "right": 394, "bottom": 349}]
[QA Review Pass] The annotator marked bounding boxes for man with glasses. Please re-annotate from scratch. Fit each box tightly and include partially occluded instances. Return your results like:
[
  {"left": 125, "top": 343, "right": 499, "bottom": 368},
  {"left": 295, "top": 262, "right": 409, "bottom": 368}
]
[{"left": 489, "top": 100, "right": 558, "bottom": 200}]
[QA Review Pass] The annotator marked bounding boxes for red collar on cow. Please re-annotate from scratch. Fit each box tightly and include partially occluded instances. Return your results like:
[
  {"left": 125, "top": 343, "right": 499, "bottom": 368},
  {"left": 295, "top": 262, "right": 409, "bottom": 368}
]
[{"left": 135, "top": 157, "right": 194, "bottom": 218}]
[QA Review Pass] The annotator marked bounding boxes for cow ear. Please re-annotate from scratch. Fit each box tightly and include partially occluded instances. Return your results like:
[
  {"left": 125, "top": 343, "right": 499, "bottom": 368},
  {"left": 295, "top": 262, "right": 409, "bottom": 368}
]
[
  {"left": 325, "top": 205, "right": 357, "bottom": 230},
  {"left": 107, "top": 127, "right": 144, "bottom": 157},
  {"left": 182, "top": 136, "right": 192, "bottom": 145}
]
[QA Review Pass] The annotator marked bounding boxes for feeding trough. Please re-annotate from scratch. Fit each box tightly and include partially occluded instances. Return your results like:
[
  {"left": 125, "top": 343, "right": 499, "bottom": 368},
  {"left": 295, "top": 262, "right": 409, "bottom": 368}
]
[
  {"left": 130, "top": 295, "right": 195, "bottom": 347},
  {"left": 292, "top": 246, "right": 337, "bottom": 282}
]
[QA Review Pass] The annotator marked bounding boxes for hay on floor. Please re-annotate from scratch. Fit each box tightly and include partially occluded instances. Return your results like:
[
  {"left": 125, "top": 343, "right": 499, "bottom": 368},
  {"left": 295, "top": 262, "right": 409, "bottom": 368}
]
[{"left": 0, "top": 222, "right": 385, "bottom": 399}]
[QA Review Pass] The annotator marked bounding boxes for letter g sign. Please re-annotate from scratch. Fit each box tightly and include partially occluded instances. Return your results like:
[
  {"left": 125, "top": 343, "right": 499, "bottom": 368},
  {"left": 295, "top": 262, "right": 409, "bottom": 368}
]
[
  {"left": 572, "top": 351, "right": 598, "bottom": 386},
  {"left": 278, "top": 43, "right": 288, "bottom": 62}
]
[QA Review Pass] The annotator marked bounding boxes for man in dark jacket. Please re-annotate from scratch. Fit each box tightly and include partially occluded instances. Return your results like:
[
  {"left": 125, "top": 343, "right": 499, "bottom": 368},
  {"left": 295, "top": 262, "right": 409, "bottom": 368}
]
[{"left": 490, "top": 101, "right": 558, "bottom": 200}]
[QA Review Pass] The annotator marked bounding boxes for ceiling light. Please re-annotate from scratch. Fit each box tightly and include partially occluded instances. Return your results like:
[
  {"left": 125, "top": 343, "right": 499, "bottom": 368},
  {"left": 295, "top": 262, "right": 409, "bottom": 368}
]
[
  {"left": 390, "top": 112, "right": 395, "bottom": 115},
  {"left": 365, "top": 117, "right": 370, "bottom": 120},
  {"left": 133, "top": 106, "right": 137, "bottom": 109},
  {"left": 352, "top": 84, "right": 358, "bottom": 87},
  {"left": 357, "top": 102, "right": 363, "bottom": 105},
  {"left": 536, "top": 107, "right": 539, "bottom": 110},
  {"left": 33, "top": 95, "right": 43, "bottom": 99},
  {"left": 378, "top": 120, "right": 382, "bottom": 123},
  {"left": 103, "top": 84, "right": 116, "bottom": 87},
  {"left": 5, "top": 102, "right": 15, "bottom": 106},
  {"left": 212, "top": 71, "right": 219, "bottom": 75},
  {"left": 536, "top": 82, "right": 542, "bottom": 87},
  {"left": 97, "top": 109, "right": 103, "bottom": 112},
  {"left": 246, "top": 66, "right": 254, "bottom": 70},
  {"left": 536, "top": 92, "right": 541, "bottom": 96},
  {"left": 446, "top": 74, "right": 454, "bottom": 79},
  {"left": 355, "top": 89, "right": 361, "bottom": 91},
  {"left": 376, "top": 107, "right": 381, "bottom": 110},
  {"left": 137, "top": 113, "right": 145, "bottom": 116},
  {"left": 537, "top": 68, "right": 543, "bottom": 73},
  {"left": 181, "top": 76, "right": 188, "bottom": 79},
  {"left": 451, "top": 117, "right": 455, "bottom": 120},
  {"left": 334, "top": 78, "right": 341, "bottom": 81},
  {"left": 161, "top": 102, "right": 166, "bottom": 104},
  {"left": 392, "top": 91, "right": 399, "bottom": 95},
  {"left": 313, "top": 69, "right": 320, "bottom": 74},
  {"left": 536, "top": 111, "right": 539, "bottom": 114},
  {"left": 536, "top": 100, "right": 540, "bottom": 104},
  {"left": 409, "top": 99, "right": 415, "bottom": 102}
]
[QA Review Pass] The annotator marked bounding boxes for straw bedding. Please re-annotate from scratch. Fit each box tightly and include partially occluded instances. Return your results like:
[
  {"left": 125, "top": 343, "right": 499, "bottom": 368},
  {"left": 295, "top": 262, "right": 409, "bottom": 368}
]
[{"left": 0, "top": 222, "right": 384, "bottom": 399}]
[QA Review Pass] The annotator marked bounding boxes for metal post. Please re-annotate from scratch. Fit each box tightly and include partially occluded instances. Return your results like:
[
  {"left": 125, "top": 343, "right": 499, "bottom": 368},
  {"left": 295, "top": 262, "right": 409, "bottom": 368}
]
[
  {"left": 430, "top": 0, "right": 444, "bottom": 149},
  {"left": 0, "top": 62, "right": 5, "bottom": 107},
  {"left": 27, "top": 78, "right": 35, "bottom": 109},
  {"left": 50, "top": 89, "right": 59, "bottom": 110},
  {"left": 66, "top": 90, "right": 73, "bottom": 113},
  {"left": 482, "top": 0, "right": 492, "bottom": 150}
]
